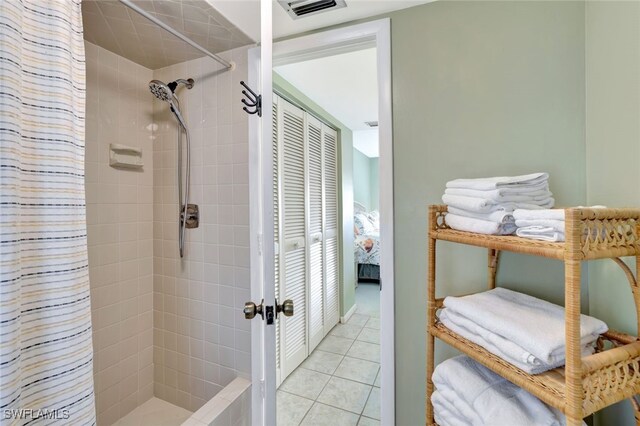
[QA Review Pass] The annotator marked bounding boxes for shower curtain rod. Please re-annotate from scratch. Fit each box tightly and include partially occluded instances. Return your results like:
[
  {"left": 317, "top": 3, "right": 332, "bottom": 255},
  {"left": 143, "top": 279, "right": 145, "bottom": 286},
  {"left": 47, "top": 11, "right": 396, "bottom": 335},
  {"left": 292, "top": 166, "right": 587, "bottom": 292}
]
[{"left": 118, "top": 0, "right": 234, "bottom": 70}]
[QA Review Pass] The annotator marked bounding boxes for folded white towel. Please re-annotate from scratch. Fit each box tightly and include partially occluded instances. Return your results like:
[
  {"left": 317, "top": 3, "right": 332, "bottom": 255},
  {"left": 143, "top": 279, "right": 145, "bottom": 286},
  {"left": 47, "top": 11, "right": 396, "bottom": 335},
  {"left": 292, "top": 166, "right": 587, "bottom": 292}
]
[
  {"left": 445, "top": 213, "right": 517, "bottom": 235},
  {"left": 513, "top": 206, "right": 607, "bottom": 222},
  {"left": 445, "top": 188, "right": 553, "bottom": 202},
  {"left": 439, "top": 309, "right": 596, "bottom": 374},
  {"left": 432, "top": 355, "right": 582, "bottom": 426},
  {"left": 432, "top": 391, "right": 470, "bottom": 426},
  {"left": 446, "top": 206, "right": 514, "bottom": 224},
  {"left": 443, "top": 194, "right": 555, "bottom": 213},
  {"left": 515, "top": 219, "right": 565, "bottom": 233},
  {"left": 516, "top": 226, "right": 565, "bottom": 242},
  {"left": 443, "top": 288, "right": 607, "bottom": 367},
  {"left": 446, "top": 172, "right": 549, "bottom": 191},
  {"left": 513, "top": 208, "right": 565, "bottom": 221},
  {"left": 446, "top": 180, "right": 549, "bottom": 195}
]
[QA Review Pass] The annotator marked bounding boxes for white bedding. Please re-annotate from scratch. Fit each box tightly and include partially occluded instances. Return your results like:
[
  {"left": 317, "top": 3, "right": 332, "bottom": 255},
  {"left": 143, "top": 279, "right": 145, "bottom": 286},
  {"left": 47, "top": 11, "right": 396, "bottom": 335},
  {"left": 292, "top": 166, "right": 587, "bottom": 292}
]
[
  {"left": 354, "top": 209, "right": 381, "bottom": 266},
  {"left": 355, "top": 232, "right": 380, "bottom": 265}
]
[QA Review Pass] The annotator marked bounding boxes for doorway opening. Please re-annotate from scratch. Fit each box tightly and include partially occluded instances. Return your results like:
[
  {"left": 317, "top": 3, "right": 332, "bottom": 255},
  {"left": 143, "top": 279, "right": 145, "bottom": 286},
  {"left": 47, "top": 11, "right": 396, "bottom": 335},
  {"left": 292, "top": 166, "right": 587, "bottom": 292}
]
[
  {"left": 273, "top": 46, "right": 381, "bottom": 423},
  {"left": 249, "top": 19, "right": 394, "bottom": 426}
]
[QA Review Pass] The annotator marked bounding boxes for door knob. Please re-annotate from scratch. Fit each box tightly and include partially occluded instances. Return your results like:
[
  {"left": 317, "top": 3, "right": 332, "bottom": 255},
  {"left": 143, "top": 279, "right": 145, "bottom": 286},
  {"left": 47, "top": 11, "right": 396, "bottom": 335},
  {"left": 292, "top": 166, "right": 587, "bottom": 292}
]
[
  {"left": 244, "top": 300, "right": 264, "bottom": 320},
  {"left": 277, "top": 299, "right": 294, "bottom": 317}
]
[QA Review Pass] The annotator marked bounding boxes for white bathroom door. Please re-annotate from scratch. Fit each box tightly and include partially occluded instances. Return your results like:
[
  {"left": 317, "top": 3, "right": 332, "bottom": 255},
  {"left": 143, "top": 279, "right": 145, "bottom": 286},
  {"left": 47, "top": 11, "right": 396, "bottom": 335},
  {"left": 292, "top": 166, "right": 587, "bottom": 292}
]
[{"left": 248, "top": 1, "right": 276, "bottom": 425}]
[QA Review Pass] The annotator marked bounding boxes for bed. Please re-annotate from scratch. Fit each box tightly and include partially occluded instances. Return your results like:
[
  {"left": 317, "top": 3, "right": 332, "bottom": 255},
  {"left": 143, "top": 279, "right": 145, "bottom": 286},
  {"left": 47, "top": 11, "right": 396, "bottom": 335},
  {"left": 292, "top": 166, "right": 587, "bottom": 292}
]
[{"left": 354, "top": 202, "right": 381, "bottom": 282}]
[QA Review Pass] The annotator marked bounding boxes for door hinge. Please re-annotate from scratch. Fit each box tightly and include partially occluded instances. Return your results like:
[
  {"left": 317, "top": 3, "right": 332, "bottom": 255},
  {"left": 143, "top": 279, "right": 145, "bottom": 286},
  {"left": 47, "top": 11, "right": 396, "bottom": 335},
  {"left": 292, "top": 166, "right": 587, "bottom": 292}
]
[
  {"left": 260, "top": 379, "right": 265, "bottom": 398},
  {"left": 257, "top": 233, "right": 263, "bottom": 255}
]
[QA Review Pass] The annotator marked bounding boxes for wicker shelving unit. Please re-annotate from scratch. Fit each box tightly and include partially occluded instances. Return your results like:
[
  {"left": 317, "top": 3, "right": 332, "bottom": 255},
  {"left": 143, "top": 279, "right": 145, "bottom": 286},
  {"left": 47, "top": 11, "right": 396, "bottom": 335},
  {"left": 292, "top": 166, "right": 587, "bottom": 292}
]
[{"left": 426, "top": 205, "right": 640, "bottom": 426}]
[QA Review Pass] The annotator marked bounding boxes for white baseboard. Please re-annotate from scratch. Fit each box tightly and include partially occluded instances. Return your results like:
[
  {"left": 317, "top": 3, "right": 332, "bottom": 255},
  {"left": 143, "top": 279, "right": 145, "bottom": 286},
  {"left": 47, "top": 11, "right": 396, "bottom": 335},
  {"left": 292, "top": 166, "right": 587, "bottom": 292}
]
[{"left": 340, "top": 304, "right": 357, "bottom": 323}]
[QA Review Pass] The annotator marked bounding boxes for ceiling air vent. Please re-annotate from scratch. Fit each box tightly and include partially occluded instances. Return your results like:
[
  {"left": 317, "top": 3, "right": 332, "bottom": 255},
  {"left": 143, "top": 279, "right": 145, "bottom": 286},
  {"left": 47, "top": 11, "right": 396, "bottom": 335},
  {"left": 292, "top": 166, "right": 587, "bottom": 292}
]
[
  {"left": 365, "top": 121, "right": 378, "bottom": 128},
  {"left": 278, "top": 0, "right": 347, "bottom": 19}
]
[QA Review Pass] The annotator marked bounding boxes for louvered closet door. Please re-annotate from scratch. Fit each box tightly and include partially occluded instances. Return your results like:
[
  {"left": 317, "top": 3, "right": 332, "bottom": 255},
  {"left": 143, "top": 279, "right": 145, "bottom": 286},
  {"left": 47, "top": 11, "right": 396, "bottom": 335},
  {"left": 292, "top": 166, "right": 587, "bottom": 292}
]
[
  {"left": 323, "top": 125, "right": 340, "bottom": 330},
  {"left": 273, "top": 95, "right": 283, "bottom": 386},
  {"left": 306, "top": 115, "right": 324, "bottom": 350},
  {"left": 280, "top": 99, "right": 308, "bottom": 377}
]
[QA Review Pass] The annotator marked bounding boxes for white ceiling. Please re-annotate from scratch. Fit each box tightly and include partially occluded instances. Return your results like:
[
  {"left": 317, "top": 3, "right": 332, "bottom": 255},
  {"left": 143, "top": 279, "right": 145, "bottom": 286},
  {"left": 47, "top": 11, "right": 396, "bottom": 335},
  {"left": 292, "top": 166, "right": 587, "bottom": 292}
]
[
  {"left": 275, "top": 47, "right": 377, "bottom": 131},
  {"left": 208, "top": 0, "right": 434, "bottom": 41},
  {"left": 354, "top": 129, "right": 379, "bottom": 158}
]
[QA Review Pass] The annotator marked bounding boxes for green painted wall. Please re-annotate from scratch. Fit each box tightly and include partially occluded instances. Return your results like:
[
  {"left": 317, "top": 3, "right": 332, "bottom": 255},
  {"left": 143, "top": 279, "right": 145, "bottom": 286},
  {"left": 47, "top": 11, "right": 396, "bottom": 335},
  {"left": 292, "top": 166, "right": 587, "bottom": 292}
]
[
  {"left": 288, "top": 1, "right": 586, "bottom": 423},
  {"left": 586, "top": 2, "right": 640, "bottom": 424},
  {"left": 369, "top": 157, "right": 379, "bottom": 211},
  {"left": 353, "top": 148, "right": 372, "bottom": 210},
  {"left": 385, "top": 3, "right": 586, "bottom": 423},
  {"left": 276, "top": 2, "right": 640, "bottom": 424},
  {"left": 273, "top": 72, "right": 356, "bottom": 318}
]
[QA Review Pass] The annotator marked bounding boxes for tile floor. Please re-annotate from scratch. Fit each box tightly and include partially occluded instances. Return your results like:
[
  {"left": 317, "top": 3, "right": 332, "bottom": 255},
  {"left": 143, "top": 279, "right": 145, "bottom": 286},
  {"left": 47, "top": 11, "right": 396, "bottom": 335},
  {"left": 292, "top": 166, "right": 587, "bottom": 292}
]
[
  {"left": 112, "top": 397, "right": 193, "bottom": 426},
  {"left": 277, "top": 283, "right": 380, "bottom": 426}
]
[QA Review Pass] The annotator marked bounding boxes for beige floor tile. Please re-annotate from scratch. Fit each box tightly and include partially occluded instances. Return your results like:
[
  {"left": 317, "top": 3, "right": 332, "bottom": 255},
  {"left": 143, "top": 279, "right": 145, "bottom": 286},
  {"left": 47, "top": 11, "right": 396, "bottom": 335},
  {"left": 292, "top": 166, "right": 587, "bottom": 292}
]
[
  {"left": 317, "top": 377, "right": 372, "bottom": 414},
  {"left": 333, "top": 357, "right": 379, "bottom": 385},
  {"left": 277, "top": 390, "right": 313, "bottom": 426},
  {"left": 301, "top": 350, "right": 344, "bottom": 375},
  {"left": 356, "top": 328, "right": 379, "bottom": 345},
  {"left": 357, "top": 416, "right": 380, "bottom": 426},
  {"left": 346, "top": 341, "right": 380, "bottom": 363},
  {"left": 362, "top": 387, "right": 380, "bottom": 420},
  {"left": 280, "top": 368, "right": 331, "bottom": 401},
  {"left": 347, "top": 313, "right": 370, "bottom": 327},
  {"left": 317, "top": 335, "right": 354, "bottom": 355},
  {"left": 329, "top": 323, "right": 363, "bottom": 339},
  {"left": 373, "top": 370, "right": 380, "bottom": 388},
  {"left": 364, "top": 318, "right": 380, "bottom": 330},
  {"left": 300, "top": 403, "right": 359, "bottom": 426}
]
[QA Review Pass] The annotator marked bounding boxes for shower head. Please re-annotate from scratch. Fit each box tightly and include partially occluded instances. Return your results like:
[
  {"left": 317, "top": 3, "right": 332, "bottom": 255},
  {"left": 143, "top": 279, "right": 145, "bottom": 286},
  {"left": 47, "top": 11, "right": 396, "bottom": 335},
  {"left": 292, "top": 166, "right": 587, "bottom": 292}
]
[
  {"left": 148, "top": 78, "right": 194, "bottom": 102},
  {"left": 149, "top": 80, "right": 173, "bottom": 102}
]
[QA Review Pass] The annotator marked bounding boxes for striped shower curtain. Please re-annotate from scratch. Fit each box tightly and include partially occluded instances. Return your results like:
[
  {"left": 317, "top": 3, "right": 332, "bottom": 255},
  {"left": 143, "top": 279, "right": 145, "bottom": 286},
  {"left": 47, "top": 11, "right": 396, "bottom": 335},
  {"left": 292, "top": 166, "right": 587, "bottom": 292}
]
[{"left": 0, "top": 1, "right": 96, "bottom": 424}]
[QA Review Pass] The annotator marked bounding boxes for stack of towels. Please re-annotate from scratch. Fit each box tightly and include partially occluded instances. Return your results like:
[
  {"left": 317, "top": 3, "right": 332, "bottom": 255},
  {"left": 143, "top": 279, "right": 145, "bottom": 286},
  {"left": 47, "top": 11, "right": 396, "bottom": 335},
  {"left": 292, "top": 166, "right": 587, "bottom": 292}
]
[
  {"left": 513, "top": 206, "right": 607, "bottom": 242},
  {"left": 432, "top": 355, "right": 585, "bottom": 426},
  {"left": 442, "top": 173, "right": 555, "bottom": 235},
  {"left": 514, "top": 209, "right": 566, "bottom": 242},
  {"left": 438, "top": 288, "right": 608, "bottom": 374}
]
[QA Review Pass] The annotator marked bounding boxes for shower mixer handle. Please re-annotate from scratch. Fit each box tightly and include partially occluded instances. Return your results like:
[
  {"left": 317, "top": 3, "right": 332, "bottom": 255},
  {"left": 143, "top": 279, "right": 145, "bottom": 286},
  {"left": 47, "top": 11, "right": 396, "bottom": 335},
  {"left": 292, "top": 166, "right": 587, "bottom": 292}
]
[{"left": 181, "top": 204, "right": 199, "bottom": 229}]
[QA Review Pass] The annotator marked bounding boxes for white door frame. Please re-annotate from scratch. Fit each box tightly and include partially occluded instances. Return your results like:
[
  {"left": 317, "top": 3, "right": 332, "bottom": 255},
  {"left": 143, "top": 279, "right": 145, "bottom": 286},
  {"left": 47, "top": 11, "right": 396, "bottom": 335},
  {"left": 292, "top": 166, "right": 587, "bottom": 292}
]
[
  {"left": 249, "top": 1, "right": 274, "bottom": 424},
  {"left": 249, "top": 18, "right": 395, "bottom": 425}
]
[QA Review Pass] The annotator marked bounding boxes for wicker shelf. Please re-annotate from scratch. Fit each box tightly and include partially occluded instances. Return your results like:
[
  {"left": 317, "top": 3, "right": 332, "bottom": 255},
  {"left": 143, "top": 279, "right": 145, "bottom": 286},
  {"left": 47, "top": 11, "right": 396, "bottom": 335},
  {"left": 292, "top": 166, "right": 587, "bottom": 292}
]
[
  {"left": 431, "top": 228, "right": 565, "bottom": 259},
  {"left": 426, "top": 205, "right": 640, "bottom": 426}
]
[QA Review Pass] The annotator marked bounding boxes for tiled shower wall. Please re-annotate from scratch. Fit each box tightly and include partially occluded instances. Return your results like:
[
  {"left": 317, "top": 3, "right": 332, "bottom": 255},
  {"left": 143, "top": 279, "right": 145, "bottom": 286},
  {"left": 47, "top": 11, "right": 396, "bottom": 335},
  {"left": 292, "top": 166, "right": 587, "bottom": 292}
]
[
  {"left": 84, "top": 42, "right": 155, "bottom": 425},
  {"left": 151, "top": 46, "right": 251, "bottom": 412}
]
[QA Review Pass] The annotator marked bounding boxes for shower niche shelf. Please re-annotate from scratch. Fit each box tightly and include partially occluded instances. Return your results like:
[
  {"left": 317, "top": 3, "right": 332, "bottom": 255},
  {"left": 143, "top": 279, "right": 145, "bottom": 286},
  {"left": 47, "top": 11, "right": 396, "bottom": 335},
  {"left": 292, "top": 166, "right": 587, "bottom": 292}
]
[{"left": 109, "top": 143, "right": 143, "bottom": 169}]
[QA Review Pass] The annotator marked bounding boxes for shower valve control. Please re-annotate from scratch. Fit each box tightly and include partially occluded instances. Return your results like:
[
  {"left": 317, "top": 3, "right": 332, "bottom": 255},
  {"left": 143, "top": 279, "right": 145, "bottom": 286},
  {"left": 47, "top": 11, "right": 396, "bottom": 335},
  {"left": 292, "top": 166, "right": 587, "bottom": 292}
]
[{"left": 181, "top": 204, "right": 199, "bottom": 229}]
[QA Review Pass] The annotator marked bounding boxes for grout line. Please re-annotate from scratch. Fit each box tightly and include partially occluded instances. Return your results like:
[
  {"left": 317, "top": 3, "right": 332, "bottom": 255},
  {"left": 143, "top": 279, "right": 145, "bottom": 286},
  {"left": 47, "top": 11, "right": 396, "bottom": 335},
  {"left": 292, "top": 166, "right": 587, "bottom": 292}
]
[{"left": 360, "top": 386, "right": 374, "bottom": 417}]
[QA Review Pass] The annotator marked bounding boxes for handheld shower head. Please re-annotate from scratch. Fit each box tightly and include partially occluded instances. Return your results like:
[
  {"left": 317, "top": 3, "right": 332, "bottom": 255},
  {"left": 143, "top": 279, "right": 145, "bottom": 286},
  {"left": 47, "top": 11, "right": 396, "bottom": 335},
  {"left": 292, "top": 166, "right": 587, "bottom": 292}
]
[
  {"left": 148, "top": 78, "right": 194, "bottom": 102},
  {"left": 148, "top": 77, "right": 195, "bottom": 258},
  {"left": 149, "top": 80, "right": 173, "bottom": 102}
]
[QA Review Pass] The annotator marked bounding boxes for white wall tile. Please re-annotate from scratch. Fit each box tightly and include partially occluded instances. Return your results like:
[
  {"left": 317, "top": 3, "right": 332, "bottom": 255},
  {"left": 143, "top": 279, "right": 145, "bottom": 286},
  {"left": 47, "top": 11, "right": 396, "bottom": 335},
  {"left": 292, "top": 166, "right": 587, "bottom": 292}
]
[
  {"left": 86, "top": 41, "right": 155, "bottom": 423},
  {"left": 87, "top": 40, "right": 252, "bottom": 420}
]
